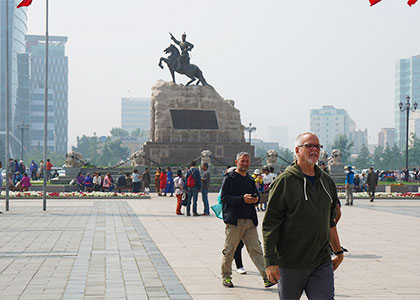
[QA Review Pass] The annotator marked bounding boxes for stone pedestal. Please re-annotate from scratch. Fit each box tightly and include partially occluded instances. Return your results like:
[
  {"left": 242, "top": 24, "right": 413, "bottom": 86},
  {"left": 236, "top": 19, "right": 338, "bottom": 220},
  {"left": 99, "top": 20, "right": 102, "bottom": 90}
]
[
  {"left": 329, "top": 164, "right": 345, "bottom": 183},
  {"left": 142, "top": 80, "right": 255, "bottom": 166}
]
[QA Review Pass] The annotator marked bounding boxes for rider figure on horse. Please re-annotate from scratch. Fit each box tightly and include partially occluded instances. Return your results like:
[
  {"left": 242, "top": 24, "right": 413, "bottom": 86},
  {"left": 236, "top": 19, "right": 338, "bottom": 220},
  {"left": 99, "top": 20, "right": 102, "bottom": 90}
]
[{"left": 169, "top": 32, "right": 194, "bottom": 71}]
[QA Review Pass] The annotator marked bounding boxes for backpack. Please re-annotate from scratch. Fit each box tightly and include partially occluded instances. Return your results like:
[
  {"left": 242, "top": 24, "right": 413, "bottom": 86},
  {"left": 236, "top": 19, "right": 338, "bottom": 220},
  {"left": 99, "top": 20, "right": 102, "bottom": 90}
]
[{"left": 187, "top": 170, "right": 196, "bottom": 188}]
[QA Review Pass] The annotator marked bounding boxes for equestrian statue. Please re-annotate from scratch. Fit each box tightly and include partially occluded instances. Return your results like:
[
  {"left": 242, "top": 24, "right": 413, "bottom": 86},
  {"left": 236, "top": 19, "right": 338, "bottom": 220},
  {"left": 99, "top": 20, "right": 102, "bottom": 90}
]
[{"left": 158, "top": 32, "right": 208, "bottom": 86}]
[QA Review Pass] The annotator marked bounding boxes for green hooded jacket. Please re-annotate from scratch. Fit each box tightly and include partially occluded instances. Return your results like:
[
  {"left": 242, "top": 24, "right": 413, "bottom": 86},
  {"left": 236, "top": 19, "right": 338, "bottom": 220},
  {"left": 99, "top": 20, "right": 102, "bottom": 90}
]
[{"left": 262, "top": 162, "right": 338, "bottom": 270}]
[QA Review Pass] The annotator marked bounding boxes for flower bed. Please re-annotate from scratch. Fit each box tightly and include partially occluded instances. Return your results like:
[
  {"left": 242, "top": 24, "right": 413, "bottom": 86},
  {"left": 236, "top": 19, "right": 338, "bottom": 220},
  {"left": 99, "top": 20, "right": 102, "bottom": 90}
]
[
  {"left": 0, "top": 191, "right": 150, "bottom": 199},
  {"left": 337, "top": 192, "right": 420, "bottom": 198}
]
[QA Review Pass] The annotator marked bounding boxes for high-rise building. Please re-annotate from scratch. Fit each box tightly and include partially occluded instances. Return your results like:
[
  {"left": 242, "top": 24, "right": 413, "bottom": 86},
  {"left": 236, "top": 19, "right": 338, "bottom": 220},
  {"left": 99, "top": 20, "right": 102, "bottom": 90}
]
[
  {"left": 395, "top": 55, "right": 420, "bottom": 148},
  {"left": 29, "top": 88, "right": 55, "bottom": 151},
  {"left": 0, "top": 1, "right": 28, "bottom": 158},
  {"left": 408, "top": 110, "right": 420, "bottom": 140},
  {"left": 310, "top": 105, "right": 354, "bottom": 150},
  {"left": 378, "top": 128, "right": 396, "bottom": 148},
  {"left": 350, "top": 129, "right": 368, "bottom": 154},
  {"left": 121, "top": 97, "right": 150, "bottom": 135},
  {"left": 26, "top": 35, "right": 68, "bottom": 153}
]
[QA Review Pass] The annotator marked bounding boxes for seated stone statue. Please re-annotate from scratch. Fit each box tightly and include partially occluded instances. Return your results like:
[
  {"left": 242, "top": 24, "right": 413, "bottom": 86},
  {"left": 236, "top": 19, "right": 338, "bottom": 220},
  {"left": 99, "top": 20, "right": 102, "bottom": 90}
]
[
  {"left": 65, "top": 151, "right": 87, "bottom": 168},
  {"left": 267, "top": 149, "right": 278, "bottom": 166},
  {"left": 328, "top": 149, "right": 342, "bottom": 166},
  {"left": 130, "top": 150, "right": 146, "bottom": 167},
  {"left": 201, "top": 150, "right": 212, "bottom": 166}
]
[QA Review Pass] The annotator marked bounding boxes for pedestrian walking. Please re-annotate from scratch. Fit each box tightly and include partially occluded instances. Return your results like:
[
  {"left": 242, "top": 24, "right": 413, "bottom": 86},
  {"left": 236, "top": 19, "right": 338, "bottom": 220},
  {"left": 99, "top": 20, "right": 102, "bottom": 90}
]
[
  {"left": 132, "top": 169, "right": 141, "bottom": 193},
  {"left": 263, "top": 132, "right": 343, "bottom": 300},
  {"left": 173, "top": 169, "right": 184, "bottom": 215},
  {"left": 164, "top": 167, "right": 174, "bottom": 196},
  {"left": 141, "top": 168, "right": 151, "bottom": 194},
  {"left": 220, "top": 152, "right": 273, "bottom": 288},
  {"left": 367, "top": 167, "right": 378, "bottom": 202},
  {"left": 155, "top": 168, "right": 161, "bottom": 195},
  {"left": 46, "top": 159, "right": 53, "bottom": 182},
  {"left": 185, "top": 160, "right": 201, "bottom": 216},
  {"left": 159, "top": 170, "right": 167, "bottom": 196},
  {"left": 200, "top": 162, "right": 210, "bottom": 215},
  {"left": 345, "top": 165, "right": 354, "bottom": 206},
  {"left": 30, "top": 160, "right": 38, "bottom": 180}
]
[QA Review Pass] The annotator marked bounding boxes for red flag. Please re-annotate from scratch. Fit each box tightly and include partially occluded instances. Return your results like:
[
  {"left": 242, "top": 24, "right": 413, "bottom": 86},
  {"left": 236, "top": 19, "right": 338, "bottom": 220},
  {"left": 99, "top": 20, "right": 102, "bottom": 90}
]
[
  {"left": 17, "top": 0, "right": 32, "bottom": 8},
  {"left": 369, "top": 0, "right": 382, "bottom": 6},
  {"left": 408, "top": 0, "right": 418, "bottom": 6}
]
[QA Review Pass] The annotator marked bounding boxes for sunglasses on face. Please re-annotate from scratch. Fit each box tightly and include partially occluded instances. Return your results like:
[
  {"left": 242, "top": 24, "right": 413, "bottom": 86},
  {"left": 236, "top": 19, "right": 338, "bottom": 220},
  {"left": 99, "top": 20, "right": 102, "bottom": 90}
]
[{"left": 298, "top": 144, "right": 323, "bottom": 150}]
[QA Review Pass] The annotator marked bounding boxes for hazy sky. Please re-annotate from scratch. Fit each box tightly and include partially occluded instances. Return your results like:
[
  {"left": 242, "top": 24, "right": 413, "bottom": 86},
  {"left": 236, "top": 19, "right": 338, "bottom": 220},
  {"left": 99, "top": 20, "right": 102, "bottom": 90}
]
[{"left": 26, "top": 0, "right": 420, "bottom": 149}]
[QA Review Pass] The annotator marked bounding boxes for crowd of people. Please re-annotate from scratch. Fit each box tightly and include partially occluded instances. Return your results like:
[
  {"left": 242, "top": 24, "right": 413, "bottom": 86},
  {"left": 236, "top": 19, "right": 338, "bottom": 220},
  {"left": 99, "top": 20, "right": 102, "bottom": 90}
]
[
  {"left": 0, "top": 158, "right": 55, "bottom": 192},
  {"left": 73, "top": 168, "right": 151, "bottom": 194}
]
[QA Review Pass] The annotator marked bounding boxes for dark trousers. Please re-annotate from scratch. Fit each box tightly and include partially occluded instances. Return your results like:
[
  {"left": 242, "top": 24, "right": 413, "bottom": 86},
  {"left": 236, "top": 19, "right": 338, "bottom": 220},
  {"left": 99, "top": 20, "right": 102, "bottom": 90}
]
[
  {"left": 234, "top": 240, "right": 244, "bottom": 268},
  {"left": 133, "top": 182, "right": 141, "bottom": 193},
  {"left": 278, "top": 261, "right": 334, "bottom": 300},
  {"left": 368, "top": 185, "right": 376, "bottom": 199}
]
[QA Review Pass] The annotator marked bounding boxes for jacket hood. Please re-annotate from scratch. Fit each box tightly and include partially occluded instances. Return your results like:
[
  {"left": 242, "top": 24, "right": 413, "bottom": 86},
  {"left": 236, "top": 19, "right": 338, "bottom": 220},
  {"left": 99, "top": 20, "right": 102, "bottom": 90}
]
[
  {"left": 283, "top": 161, "right": 333, "bottom": 203},
  {"left": 284, "top": 161, "right": 324, "bottom": 181}
]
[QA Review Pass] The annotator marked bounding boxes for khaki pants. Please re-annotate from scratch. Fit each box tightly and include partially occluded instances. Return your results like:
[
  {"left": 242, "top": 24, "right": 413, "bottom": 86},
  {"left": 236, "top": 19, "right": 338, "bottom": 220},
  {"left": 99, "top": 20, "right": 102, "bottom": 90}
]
[
  {"left": 346, "top": 184, "right": 354, "bottom": 205},
  {"left": 221, "top": 219, "right": 266, "bottom": 280}
]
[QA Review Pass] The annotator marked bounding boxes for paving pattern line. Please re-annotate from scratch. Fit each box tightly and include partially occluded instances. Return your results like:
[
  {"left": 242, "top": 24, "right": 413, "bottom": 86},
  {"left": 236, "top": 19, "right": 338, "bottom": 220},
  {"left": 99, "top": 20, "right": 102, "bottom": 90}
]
[
  {"left": 121, "top": 201, "right": 192, "bottom": 300},
  {"left": 62, "top": 202, "right": 98, "bottom": 299}
]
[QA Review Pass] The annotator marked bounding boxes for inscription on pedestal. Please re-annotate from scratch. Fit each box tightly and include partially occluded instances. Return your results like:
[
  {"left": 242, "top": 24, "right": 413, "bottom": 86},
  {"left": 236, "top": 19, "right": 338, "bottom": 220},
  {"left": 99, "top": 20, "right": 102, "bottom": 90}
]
[{"left": 170, "top": 109, "right": 219, "bottom": 130}]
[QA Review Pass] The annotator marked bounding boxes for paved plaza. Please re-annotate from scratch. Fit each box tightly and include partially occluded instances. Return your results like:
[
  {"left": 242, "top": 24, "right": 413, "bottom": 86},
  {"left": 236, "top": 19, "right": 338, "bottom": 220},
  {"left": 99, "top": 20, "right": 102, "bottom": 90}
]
[{"left": 0, "top": 194, "right": 419, "bottom": 299}]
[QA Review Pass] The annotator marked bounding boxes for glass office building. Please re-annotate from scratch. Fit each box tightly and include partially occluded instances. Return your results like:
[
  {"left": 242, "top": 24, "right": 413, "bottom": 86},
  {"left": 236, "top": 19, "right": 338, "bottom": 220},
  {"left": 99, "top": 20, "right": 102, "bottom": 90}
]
[
  {"left": 121, "top": 98, "right": 151, "bottom": 135},
  {"left": 26, "top": 35, "right": 69, "bottom": 153},
  {"left": 395, "top": 55, "right": 420, "bottom": 148},
  {"left": 0, "top": 0, "right": 28, "bottom": 157}
]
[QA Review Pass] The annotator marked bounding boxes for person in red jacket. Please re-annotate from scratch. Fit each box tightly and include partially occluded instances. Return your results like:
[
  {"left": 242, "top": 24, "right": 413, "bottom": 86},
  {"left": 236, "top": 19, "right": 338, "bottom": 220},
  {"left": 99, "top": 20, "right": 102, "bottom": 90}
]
[
  {"left": 46, "top": 159, "right": 53, "bottom": 182},
  {"left": 159, "top": 170, "right": 167, "bottom": 196}
]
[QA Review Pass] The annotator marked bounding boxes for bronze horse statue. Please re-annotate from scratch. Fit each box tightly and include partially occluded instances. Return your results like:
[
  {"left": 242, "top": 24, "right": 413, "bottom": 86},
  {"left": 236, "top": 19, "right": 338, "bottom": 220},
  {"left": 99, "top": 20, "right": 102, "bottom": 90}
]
[{"left": 158, "top": 44, "right": 208, "bottom": 86}]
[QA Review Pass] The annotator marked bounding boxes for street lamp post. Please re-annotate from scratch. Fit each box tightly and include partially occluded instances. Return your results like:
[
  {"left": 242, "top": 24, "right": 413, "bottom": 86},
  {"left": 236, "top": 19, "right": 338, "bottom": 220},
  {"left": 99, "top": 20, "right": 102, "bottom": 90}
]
[
  {"left": 399, "top": 95, "right": 417, "bottom": 174},
  {"left": 17, "top": 120, "right": 29, "bottom": 161},
  {"left": 244, "top": 123, "right": 256, "bottom": 145}
]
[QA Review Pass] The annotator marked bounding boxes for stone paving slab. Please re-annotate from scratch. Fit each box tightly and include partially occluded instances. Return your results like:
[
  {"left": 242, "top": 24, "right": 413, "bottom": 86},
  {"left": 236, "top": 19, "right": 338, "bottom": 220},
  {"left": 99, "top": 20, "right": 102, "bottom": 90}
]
[
  {"left": 127, "top": 194, "right": 420, "bottom": 300},
  {"left": 0, "top": 200, "right": 189, "bottom": 300},
  {"left": 0, "top": 196, "right": 419, "bottom": 299}
]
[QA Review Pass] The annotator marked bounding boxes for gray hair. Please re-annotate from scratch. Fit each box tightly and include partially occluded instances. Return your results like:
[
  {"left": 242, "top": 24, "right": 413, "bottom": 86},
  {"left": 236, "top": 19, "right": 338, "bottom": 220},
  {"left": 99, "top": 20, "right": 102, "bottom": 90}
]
[
  {"left": 295, "top": 132, "right": 317, "bottom": 148},
  {"left": 236, "top": 152, "right": 250, "bottom": 160}
]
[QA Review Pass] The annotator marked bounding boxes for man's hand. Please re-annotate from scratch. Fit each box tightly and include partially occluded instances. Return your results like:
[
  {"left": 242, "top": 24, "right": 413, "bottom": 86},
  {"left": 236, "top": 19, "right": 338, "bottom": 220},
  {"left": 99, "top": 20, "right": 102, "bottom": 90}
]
[
  {"left": 266, "top": 265, "right": 280, "bottom": 284},
  {"left": 332, "top": 254, "right": 344, "bottom": 271},
  {"left": 243, "top": 194, "right": 258, "bottom": 204}
]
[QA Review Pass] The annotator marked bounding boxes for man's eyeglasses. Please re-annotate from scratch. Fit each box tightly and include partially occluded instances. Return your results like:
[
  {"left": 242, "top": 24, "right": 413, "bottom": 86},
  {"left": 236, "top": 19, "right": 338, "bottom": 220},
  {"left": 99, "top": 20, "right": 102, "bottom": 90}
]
[{"left": 298, "top": 144, "right": 323, "bottom": 150}]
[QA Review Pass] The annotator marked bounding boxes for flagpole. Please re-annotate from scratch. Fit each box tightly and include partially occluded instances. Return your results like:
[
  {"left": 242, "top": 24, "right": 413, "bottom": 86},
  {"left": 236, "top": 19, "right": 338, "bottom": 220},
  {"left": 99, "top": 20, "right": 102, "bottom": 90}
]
[
  {"left": 43, "top": 0, "right": 49, "bottom": 211},
  {"left": 5, "top": 0, "right": 10, "bottom": 212}
]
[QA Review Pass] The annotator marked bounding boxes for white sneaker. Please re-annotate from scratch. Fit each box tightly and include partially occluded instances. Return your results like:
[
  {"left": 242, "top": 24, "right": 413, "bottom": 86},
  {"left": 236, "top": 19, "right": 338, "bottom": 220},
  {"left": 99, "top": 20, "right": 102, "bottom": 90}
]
[{"left": 236, "top": 267, "right": 247, "bottom": 274}]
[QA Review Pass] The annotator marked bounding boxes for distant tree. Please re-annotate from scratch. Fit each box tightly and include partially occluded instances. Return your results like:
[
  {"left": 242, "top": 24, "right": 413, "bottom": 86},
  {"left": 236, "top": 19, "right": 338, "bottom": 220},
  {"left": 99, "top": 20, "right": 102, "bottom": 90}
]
[
  {"left": 390, "top": 143, "right": 403, "bottom": 170},
  {"left": 72, "top": 134, "right": 99, "bottom": 162},
  {"left": 372, "top": 145, "right": 384, "bottom": 169},
  {"left": 26, "top": 149, "right": 66, "bottom": 168},
  {"left": 131, "top": 128, "right": 142, "bottom": 137},
  {"left": 331, "top": 134, "right": 354, "bottom": 164},
  {"left": 96, "top": 139, "right": 130, "bottom": 167},
  {"left": 408, "top": 134, "right": 420, "bottom": 167},
  {"left": 110, "top": 127, "right": 129, "bottom": 138},
  {"left": 278, "top": 147, "right": 294, "bottom": 164},
  {"left": 353, "top": 144, "right": 370, "bottom": 169}
]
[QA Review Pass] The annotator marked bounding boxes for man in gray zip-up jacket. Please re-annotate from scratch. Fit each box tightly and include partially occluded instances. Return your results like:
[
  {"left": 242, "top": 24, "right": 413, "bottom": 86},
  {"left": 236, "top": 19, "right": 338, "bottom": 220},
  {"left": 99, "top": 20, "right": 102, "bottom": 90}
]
[{"left": 263, "top": 132, "right": 344, "bottom": 300}]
